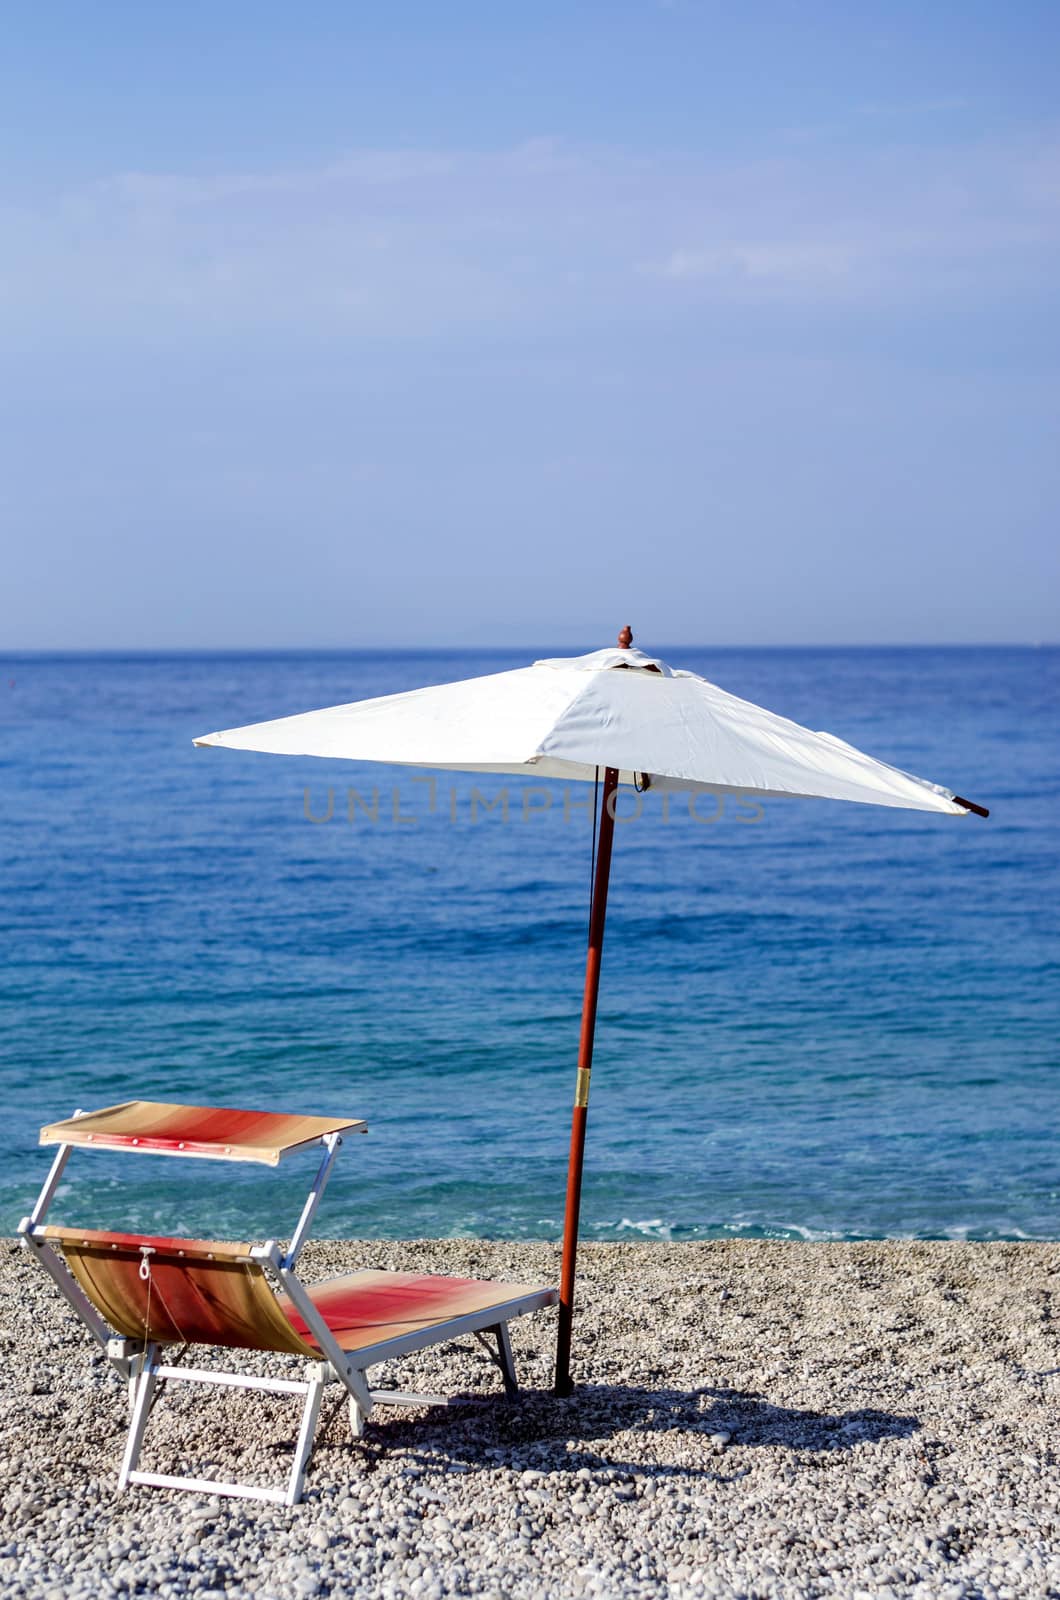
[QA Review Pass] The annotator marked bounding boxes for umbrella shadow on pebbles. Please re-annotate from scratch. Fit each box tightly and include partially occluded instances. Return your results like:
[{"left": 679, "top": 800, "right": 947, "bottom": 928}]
[{"left": 345, "top": 1383, "right": 920, "bottom": 1481}]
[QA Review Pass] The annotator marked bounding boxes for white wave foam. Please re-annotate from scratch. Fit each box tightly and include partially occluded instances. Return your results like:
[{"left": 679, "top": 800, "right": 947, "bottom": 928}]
[{"left": 615, "top": 1217, "right": 674, "bottom": 1239}]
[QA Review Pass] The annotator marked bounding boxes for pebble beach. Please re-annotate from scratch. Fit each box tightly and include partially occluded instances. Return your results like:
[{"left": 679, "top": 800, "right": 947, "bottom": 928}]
[{"left": 2, "top": 1237, "right": 1058, "bottom": 1599}]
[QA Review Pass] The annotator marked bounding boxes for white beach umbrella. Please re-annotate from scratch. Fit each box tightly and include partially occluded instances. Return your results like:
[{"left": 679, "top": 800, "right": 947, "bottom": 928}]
[{"left": 195, "top": 632, "right": 987, "bottom": 1391}]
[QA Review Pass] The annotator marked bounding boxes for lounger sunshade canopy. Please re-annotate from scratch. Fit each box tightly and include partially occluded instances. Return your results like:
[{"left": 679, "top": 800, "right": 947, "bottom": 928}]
[{"left": 40, "top": 1100, "right": 367, "bottom": 1166}]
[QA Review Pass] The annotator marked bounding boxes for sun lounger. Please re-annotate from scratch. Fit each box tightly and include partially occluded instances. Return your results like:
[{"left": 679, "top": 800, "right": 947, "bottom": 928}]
[{"left": 17, "top": 1101, "right": 558, "bottom": 1505}]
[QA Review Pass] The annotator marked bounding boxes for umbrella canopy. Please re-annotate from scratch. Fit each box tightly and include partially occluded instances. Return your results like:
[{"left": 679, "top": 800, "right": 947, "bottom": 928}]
[
  {"left": 194, "top": 635, "right": 986, "bottom": 1393},
  {"left": 195, "top": 644, "right": 975, "bottom": 815}
]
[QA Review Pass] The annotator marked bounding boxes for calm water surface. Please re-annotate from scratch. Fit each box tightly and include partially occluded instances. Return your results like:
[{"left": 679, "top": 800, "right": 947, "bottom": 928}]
[{"left": 1, "top": 646, "right": 1057, "bottom": 1243}]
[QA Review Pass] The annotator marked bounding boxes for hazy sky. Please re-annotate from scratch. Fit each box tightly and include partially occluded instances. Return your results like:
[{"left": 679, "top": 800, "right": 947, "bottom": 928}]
[{"left": 2, "top": 2, "right": 1058, "bottom": 649}]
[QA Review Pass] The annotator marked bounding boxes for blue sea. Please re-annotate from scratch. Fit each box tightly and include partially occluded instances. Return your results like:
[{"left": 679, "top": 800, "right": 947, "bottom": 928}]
[{"left": 2, "top": 647, "right": 1057, "bottom": 1246}]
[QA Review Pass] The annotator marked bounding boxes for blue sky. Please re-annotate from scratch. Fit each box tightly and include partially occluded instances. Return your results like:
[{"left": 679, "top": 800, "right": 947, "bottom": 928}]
[{"left": 2, "top": 1, "right": 1058, "bottom": 648}]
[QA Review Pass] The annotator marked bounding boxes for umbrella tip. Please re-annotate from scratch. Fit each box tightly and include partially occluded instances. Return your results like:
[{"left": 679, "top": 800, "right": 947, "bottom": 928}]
[{"left": 617, "top": 625, "right": 633, "bottom": 649}]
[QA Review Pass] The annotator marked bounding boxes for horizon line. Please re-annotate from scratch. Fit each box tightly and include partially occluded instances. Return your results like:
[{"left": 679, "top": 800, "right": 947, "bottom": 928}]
[{"left": 2, "top": 639, "right": 1057, "bottom": 659}]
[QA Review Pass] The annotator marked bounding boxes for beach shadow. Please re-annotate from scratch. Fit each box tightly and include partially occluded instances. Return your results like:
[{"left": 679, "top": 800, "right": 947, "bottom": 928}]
[{"left": 346, "top": 1382, "right": 920, "bottom": 1481}]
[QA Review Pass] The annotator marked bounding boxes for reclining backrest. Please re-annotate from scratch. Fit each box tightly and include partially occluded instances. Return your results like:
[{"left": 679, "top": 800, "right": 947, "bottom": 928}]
[{"left": 43, "top": 1225, "right": 316, "bottom": 1357}]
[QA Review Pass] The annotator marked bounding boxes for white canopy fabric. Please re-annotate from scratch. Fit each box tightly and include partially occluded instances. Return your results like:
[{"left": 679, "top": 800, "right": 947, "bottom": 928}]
[{"left": 194, "top": 646, "right": 967, "bottom": 815}]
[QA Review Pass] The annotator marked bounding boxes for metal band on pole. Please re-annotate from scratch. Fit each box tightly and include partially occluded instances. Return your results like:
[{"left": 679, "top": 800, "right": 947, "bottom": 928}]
[{"left": 554, "top": 764, "right": 620, "bottom": 1396}]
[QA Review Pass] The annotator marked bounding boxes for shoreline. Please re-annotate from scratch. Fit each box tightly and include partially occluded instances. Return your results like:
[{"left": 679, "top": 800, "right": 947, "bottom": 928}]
[{"left": 3, "top": 1238, "right": 1058, "bottom": 1597}]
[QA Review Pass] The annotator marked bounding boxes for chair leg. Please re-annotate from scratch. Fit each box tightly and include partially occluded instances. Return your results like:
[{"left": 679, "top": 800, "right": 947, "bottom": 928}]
[
  {"left": 287, "top": 1365, "right": 327, "bottom": 1506},
  {"left": 118, "top": 1360, "right": 342, "bottom": 1505},
  {"left": 118, "top": 1345, "right": 159, "bottom": 1490},
  {"left": 333, "top": 1359, "right": 373, "bottom": 1431},
  {"left": 493, "top": 1323, "right": 518, "bottom": 1398}
]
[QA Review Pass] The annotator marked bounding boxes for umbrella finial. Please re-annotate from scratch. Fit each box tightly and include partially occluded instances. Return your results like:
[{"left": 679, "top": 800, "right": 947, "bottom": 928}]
[{"left": 617, "top": 625, "right": 633, "bottom": 649}]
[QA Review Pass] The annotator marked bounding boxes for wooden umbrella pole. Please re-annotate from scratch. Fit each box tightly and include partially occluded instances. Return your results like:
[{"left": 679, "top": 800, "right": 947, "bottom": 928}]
[{"left": 554, "top": 764, "right": 621, "bottom": 1396}]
